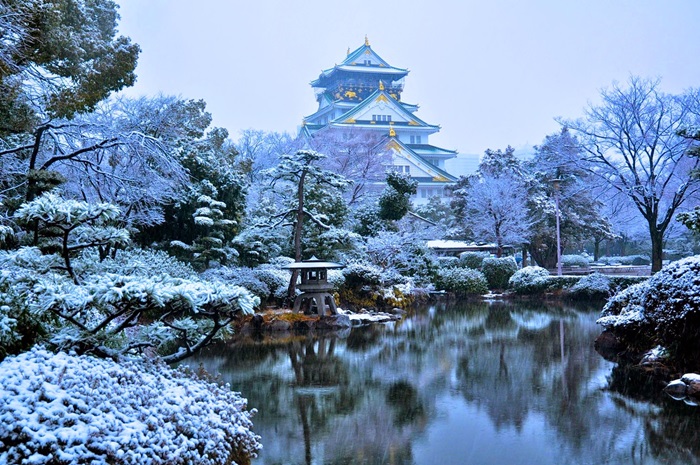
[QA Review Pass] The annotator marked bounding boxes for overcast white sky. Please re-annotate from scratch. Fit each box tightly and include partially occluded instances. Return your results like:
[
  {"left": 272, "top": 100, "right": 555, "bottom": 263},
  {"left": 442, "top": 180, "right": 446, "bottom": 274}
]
[{"left": 115, "top": 0, "right": 700, "bottom": 158}]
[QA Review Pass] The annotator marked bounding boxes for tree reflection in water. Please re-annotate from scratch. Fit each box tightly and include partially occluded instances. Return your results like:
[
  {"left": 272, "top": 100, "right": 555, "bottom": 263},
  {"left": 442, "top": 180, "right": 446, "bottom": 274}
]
[{"left": 189, "top": 301, "right": 700, "bottom": 465}]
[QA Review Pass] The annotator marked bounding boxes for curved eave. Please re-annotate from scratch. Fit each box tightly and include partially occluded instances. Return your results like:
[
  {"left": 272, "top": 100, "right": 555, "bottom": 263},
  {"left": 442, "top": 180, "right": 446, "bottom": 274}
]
[{"left": 311, "top": 66, "right": 408, "bottom": 87}]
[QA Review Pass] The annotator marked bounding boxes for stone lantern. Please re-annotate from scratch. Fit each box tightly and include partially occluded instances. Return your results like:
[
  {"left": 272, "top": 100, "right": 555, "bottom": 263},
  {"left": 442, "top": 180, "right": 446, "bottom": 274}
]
[{"left": 283, "top": 256, "right": 343, "bottom": 315}]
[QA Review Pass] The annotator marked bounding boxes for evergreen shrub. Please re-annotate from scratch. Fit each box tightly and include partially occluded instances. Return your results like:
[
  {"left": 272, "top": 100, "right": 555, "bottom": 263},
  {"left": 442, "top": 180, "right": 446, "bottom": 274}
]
[
  {"left": 508, "top": 266, "right": 550, "bottom": 294},
  {"left": 568, "top": 273, "right": 612, "bottom": 300},
  {"left": 0, "top": 348, "right": 262, "bottom": 464},
  {"left": 619, "top": 255, "right": 651, "bottom": 266},
  {"left": 458, "top": 251, "right": 489, "bottom": 270},
  {"left": 481, "top": 256, "right": 519, "bottom": 289},
  {"left": 342, "top": 262, "right": 384, "bottom": 288},
  {"left": 546, "top": 276, "right": 581, "bottom": 289},
  {"left": 561, "top": 254, "right": 590, "bottom": 267},
  {"left": 434, "top": 267, "right": 488, "bottom": 296}
]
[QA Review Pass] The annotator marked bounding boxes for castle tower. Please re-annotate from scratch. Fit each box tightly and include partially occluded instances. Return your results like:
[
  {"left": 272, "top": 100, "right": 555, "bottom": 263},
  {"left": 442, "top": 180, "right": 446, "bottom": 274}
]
[{"left": 301, "top": 38, "right": 458, "bottom": 204}]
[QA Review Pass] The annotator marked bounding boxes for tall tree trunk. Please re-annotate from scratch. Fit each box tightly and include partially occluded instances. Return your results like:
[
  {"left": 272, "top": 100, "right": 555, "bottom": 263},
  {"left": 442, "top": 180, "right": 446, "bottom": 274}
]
[
  {"left": 287, "top": 170, "right": 307, "bottom": 301},
  {"left": 593, "top": 236, "right": 601, "bottom": 262},
  {"left": 650, "top": 227, "right": 664, "bottom": 273}
]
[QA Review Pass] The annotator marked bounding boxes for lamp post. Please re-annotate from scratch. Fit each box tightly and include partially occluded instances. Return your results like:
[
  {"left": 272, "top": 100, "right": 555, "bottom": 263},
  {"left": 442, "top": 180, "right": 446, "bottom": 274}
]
[{"left": 552, "top": 178, "right": 563, "bottom": 277}]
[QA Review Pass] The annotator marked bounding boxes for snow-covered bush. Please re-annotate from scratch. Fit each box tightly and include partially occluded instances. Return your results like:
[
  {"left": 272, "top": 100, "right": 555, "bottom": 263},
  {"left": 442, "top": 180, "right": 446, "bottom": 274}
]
[
  {"left": 253, "top": 264, "right": 292, "bottom": 300},
  {"left": 597, "top": 256, "right": 700, "bottom": 360},
  {"left": 327, "top": 269, "right": 345, "bottom": 290},
  {"left": 361, "top": 231, "right": 439, "bottom": 285},
  {"left": 203, "top": 267, "right": 270, "bottom": 302},
  {"left": 561, "top": 254, "right": 590, "bottom": 267},
  {"left": 0, "top": 248, "right": 59, "bottom": 356},
  {"left": 619, "top": 255, "right": 651, "bottom": 266},
  {"left": 0, "top": 347, "right": 261, "bottom": 465},
  {"left": 433, "top": 267, "right": 488, "bottom": 296},
  {"left": 596, "top": 255, "right": 622, "bottom": 265},
  {"left": 436, "top": 256, "right": 459, "bottom": 268},
  {"left": 458, "top": 251, "right": 489, "bottom": 270},
  {"left": 568, "top": 273, "right": 612, "bottom": 300},
  {"left": 597, "top": 255, "right": 650, "bottom": 266},
  {"left": 342, "top": 262, "right": 384, "bottom": 288},
  {"left": 508, "top": 266, "right": 550, "bottom": 294},
  {"left": 481, "top": 256, "right": 519, "bottom": 289}
]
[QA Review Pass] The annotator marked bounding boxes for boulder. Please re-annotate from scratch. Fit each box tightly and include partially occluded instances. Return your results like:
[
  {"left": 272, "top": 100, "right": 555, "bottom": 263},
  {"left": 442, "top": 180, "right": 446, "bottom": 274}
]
[
  {"left": 664, "top": 379, "right": 688, "bottom": 400},
  {"left": 315, "top": 314, "right": 351, "bottom": 330},
  {"left": 268, "top": 319, "right": 292, "bottom": 332}
]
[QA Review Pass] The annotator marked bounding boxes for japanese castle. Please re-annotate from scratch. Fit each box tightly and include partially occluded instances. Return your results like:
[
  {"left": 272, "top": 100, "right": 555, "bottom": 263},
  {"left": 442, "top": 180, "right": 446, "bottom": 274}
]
[{"left": 301, "top": 37, "right": 458, "bottom": 204}]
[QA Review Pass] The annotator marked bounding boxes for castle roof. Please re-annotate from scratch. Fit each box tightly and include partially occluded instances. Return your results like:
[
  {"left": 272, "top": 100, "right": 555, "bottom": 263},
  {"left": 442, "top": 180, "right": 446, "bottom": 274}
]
[{"left": 310, "top": 39, "right": 409, "bottom": 88}]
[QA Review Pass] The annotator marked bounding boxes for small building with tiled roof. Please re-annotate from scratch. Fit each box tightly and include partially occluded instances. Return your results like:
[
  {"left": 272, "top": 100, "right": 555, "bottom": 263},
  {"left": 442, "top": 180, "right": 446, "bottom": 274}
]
[{"left": 301, "top": 37, "right": 459, "bottom": 204}]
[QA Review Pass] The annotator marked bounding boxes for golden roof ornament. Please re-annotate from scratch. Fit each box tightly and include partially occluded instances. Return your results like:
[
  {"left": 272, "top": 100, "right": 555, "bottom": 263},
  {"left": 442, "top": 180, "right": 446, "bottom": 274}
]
[
  {"left": 379, "top": 80, "right": 385, "bottom": 91},
  {"left": 389, "top": 122, "right": 396, "bottom": 137},
  {"left": 365, "top": 35, "right": 370, "bottom": 46}
]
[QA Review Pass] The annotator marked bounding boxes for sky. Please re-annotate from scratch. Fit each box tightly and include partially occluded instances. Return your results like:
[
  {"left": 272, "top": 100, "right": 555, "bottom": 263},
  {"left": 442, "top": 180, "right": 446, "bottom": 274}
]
[{"left": 115, "top": 0, "right": 700, "bottom": 163}]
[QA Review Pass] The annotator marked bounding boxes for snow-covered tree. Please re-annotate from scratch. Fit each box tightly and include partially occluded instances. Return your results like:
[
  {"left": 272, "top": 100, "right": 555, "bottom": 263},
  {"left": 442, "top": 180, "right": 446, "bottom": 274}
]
[
  {"left": 263, "top": 149, "right": 350, "bottom": 298},
  {"left": 13, "top": 191, "right": 129, "bottom": 283},
  {"left": 525, "top": 129, "right": 616, "bottom": 266},
  {"left": 309, "top": 127, "right": 391, "bottom": 205},
  {"left": 461, "top": 173, "right": 530, "bottom": 257},
  {"left": 0, "top": 0, "right": 139, "bottom": 131},
  {"left": 4, "top": 193, "right": 258, "bottom": 362},
  {"left": 563, "top": 77, "right": 700, "bottom": 272}
]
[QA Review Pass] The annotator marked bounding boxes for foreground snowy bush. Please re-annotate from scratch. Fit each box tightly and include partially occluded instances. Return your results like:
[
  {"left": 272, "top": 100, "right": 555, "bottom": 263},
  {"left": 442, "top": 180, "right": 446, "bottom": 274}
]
[
  {"left": 508, "top": 266, "right": 550, "bottom": 294},
  {"left": 0, "top": 347, "right": 261, "bottom": 465},
  {"left": 598, "top": 256, "right": 700, "bottom": 360}
]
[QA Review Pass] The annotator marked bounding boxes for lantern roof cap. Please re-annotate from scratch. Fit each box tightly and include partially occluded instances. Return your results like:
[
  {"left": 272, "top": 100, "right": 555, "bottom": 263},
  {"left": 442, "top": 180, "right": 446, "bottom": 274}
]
[{"left": 282, "top": 256, "right": 344, "bottom": 269}]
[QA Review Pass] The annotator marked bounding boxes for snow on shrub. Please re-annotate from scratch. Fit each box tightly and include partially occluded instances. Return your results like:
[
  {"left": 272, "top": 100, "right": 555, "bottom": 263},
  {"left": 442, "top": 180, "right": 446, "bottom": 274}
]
[
  {"left": 253, "top": 264, "right": 292, "bottom": 300},
  {"left": 0, "top": 347, "right": 261, "bottom": 465},
  {"left": 458, "top": 251, "right": 489, "bottom": 270},
  {"left": 203, "top": 267, "right": 270, "bottom": 301},
  {"left": 326, "top": 269, "right": 345, "bottom": 290},
  {"left": 597, "top": 282, "right": 648, "bottom": 328},
  {"left": 342, "top": 262, "right": 384, "bottom": 288},
  {"left": 597, "top": 256, "right": 700, "bottom": 357},
  {"left": 561, "top": 254, "right": 590, "bottom": 267},
  {"left": 508, "top": 266, "right": 550, "bottom": 294},
  {"left": 636, "top": 256, "right": 700, "bottom": 345},
  {"left": 433, "top": 267, "right": 488, "bottom": 296},
  {"left": 481, "top": 256, "right": 519, "bottom": 289},
  {"left": 619, "top": 255, "right": 651, "bottom": 266},
  {"left": 568, "top": 273, "right": 612, "bottom": 299}
]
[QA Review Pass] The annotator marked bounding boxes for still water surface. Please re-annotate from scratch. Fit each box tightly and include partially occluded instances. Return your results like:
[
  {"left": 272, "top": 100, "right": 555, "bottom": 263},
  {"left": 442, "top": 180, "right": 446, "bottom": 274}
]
[{"left": 190, "top": 300, "right": 700, "bottom": 465}]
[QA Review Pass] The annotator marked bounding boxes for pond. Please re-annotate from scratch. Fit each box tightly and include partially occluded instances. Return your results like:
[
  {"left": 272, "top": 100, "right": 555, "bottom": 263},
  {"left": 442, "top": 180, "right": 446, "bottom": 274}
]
[{"left": 189, "top": 300, "right": 700, "bottom": 465}]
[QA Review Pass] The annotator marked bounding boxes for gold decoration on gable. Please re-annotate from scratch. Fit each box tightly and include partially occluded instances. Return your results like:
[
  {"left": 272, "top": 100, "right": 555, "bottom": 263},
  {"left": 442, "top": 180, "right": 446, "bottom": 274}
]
[
  {"left": 408, "top": 120, "right": 420, "bottom": 126},
  {"left": 376, "top": 94, "right": 389, "bottom": 103},
  {"left": 432, "top": 175, "right": 449, "bottom": 182},
  {"left": 387, "top": 140, "right": 402, "bottom": 151},
  {"left": 344, "top": 118, "right": 356, "bottom": 124}
]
